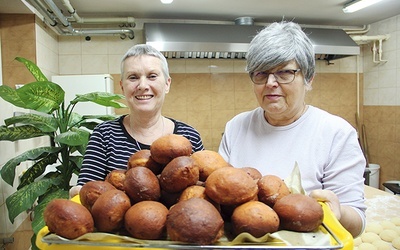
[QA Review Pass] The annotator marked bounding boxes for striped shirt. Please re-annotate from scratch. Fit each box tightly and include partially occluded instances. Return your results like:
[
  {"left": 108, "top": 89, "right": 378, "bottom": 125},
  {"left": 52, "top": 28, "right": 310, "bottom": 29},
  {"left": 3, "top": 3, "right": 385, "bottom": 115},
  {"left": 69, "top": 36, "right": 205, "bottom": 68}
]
[{"left": 77, "top": 115, "right": 204, "bottom": 186}]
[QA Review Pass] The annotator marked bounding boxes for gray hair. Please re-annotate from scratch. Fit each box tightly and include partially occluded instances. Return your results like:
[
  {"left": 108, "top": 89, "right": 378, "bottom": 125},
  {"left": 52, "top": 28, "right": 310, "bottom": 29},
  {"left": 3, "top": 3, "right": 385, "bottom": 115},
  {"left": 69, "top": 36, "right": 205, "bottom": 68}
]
[
  {"left": 120, "top": 44, "right": 170, "bottom": 80},
  {"left": 246, "top": 21, "right": 315, "bottom": 84}
]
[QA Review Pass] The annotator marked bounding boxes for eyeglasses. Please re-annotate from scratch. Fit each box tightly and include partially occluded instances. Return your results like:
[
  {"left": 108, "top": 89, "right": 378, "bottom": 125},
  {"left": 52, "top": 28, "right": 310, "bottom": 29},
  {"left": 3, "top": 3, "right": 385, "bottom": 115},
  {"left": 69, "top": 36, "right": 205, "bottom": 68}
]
[{"left": 250, "top": 69, "right": 301, "bottom": 85}]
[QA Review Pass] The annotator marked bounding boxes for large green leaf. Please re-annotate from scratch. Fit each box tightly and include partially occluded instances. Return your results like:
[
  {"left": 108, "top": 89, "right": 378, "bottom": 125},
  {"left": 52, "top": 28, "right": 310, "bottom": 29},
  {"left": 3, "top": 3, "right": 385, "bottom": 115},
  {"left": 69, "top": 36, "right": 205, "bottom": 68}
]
[
  {"left": 0, "top": 147, "right": 61, "bottom": 186},
  {"left": 31, "top": 234, "right": 38, "bottom": 250},
  {"left": 15, "top": 57, "right": 48, "bottom": 82},
  {"left": 79, "top": 121, "right": 101, "bottom": 131},
  {"left": 54, "top": 128, "right": 90, "bottom": 147},
  {"left": 4, "top": 113, "right": 58, "bottom": 133},
  {"left": 5, "top": 177, "right": 61, "bottom": 223},
  {"left": 69, "top": 155, "right": 84, "bottom": 167},
  {"left": 72, "top": 92, "right": 126, "bottom": 108},
  {"left": 0, "top": 85, "right": 26, "bottom": 107},
  {"left": 82, "top": 114, "right": 119, "bottom": 121},
  {"left": 18, "top": 154, "right": 58, "bottom": 190},
  {"left": 16, "top": 81, "right": 65, "bottom": 113},
  {"left": 0, "top": 125, "right": 47, "bottom": 141},
  {"left": 31, "top": 189, "right": 69, "bottom": 234}
]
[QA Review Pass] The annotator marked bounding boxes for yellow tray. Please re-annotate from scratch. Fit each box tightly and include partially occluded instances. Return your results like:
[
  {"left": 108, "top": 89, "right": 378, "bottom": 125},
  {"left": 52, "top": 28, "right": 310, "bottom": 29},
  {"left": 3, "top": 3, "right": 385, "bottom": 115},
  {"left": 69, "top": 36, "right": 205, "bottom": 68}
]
[{"left": 36, "top": 196, "right": 353, "bottom": 250}]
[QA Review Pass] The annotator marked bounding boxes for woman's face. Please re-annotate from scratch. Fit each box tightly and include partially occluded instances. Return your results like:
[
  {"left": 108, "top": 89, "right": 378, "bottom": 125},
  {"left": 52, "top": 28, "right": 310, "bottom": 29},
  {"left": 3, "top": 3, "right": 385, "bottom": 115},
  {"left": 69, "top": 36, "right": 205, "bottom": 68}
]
[
  {"left": 120, "top": 55, "right": 171, "bottom": 114},
  {"left": 252, "top": 60, "right": 311, "bottom": 125}
]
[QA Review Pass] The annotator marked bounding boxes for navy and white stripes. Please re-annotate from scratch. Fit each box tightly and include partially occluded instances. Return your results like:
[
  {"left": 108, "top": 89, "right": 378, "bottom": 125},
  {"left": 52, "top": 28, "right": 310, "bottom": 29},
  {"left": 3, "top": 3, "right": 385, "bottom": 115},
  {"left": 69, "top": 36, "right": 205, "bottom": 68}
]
[{"left": 77, "top": 115, "right": 204, "bottom": 186}]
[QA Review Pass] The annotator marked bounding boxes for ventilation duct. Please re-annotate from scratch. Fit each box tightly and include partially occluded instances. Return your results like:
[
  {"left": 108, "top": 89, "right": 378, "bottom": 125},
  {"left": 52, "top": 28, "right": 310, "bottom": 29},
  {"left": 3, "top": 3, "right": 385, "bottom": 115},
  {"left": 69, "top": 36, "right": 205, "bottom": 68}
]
[{"left": 145, "top": 23, "right": 360, "bottom": 61}]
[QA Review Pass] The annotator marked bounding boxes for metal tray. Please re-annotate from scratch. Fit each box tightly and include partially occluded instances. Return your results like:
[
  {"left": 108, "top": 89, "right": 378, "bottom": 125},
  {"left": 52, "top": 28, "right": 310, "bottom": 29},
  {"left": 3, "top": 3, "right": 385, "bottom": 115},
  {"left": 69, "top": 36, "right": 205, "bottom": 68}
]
[{"left": 39, "top": 222, "right": 343, "bottom": 250}]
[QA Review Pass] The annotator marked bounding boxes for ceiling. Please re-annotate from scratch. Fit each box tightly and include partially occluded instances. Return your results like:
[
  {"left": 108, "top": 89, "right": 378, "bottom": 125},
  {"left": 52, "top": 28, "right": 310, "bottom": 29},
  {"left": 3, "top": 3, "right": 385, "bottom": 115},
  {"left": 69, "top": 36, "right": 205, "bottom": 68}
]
[{"left": 1, "top": 0, "right": 400, "bottom": 28}]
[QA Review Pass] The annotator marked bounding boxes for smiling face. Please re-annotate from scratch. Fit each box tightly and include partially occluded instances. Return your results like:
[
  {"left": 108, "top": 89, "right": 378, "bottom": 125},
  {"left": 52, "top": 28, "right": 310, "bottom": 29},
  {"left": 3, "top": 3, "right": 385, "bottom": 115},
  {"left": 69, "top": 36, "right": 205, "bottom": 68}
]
[
  {"left": 252, "top": 60, "right": 312, "bottom": 126},
  {"left": 120, "top": 55, "right": 171, "bottom": 115}
]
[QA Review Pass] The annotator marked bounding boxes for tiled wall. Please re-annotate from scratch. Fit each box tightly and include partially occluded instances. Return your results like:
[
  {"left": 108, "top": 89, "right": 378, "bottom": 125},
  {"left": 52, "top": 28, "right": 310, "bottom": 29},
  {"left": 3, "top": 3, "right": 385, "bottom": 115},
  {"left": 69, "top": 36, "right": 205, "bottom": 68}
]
[
  {"left": 0, "top": 14, "right": 36, "bottom": 243},
  {"left": 0, "top": 14, "right": 57, "bottom": 248},
  {"left": 362, "top": 14, "right": 400, "bottom": 187}
]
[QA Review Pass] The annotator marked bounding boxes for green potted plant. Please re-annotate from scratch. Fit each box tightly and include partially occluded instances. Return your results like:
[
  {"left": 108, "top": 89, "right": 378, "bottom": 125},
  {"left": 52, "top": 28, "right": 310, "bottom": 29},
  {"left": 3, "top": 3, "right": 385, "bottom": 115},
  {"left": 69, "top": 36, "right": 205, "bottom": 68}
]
[{"left": 0, "top": 57, "right": 126, "bottom": 248}]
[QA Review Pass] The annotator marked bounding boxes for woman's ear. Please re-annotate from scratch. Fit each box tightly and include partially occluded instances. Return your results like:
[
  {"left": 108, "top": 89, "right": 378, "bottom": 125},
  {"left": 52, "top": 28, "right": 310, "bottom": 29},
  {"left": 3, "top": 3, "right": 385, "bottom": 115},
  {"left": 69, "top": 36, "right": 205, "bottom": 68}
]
[
  {"left": 305, "top": 75, "right": 314, "bottom": 91},
  {"left": 165, "top": 77, "right": 171, "bottom": 93},
  {"left": 120, "top": 80, "right": 124, "bottom": 92}
]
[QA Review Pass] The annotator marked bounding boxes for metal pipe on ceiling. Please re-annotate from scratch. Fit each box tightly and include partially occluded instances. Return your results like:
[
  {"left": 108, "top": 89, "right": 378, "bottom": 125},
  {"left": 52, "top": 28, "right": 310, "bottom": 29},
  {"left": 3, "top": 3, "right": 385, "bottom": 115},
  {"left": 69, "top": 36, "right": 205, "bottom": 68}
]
[
  {"left": 26, "top": 0, "right": 57, "bottom": 26},
  {"left": 60, "top": 0, "right": 135, "bottom": 25},
  {"left": 25, "top": 0, "right": 135, "bottom": 39}
]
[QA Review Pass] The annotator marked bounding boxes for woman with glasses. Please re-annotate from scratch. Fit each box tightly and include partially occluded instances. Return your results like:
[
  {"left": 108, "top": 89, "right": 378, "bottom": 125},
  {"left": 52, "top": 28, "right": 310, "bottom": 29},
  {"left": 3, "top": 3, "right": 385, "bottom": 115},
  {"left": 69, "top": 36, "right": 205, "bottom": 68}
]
[{"left": 218, "top": 21, "right": 366, "bottom": 237}]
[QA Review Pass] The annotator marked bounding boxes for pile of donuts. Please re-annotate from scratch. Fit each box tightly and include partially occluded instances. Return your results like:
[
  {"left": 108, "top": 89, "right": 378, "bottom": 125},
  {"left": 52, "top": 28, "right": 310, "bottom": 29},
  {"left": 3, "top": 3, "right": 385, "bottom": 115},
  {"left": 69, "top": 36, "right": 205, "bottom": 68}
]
[{"left": 43, "top": 134, "right": 324, "bottom": 245}]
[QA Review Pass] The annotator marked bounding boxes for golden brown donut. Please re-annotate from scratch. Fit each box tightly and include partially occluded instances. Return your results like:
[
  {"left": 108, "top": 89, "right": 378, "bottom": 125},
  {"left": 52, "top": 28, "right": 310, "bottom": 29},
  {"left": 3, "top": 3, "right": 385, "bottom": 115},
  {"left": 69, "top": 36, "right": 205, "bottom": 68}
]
[
  {"left": 231, "top": 200, "right": 280, "bottom": 237},
  {"left": 240, "top": 166, "right": 262, "bottom": 181},
  {"left": 205, "top": 167, "right": 258, "bottom": 206},
  {"left": 127, "top": 149, "right": 164, "bottom": 175},
  {"left": 124, "top": 201, "right": 168, "bottom": 240},
  {"left": 150, "top": 134, "right": 192, "bottom": 165},
  {"left": 159, "top": 156, "right": 199, "bottom": 193},
  {"left": 79, "top": 180, "right": 116, "bottom": 211},
  {"left": 273, "top": 193, "right": 324, "bottom": 232},
  {"left": 124, "top": 166, "right": 161, "bottom": 203},
  {"left": 166, "top": 198, "right": 224, "bottom": 245},
  {"left": 105, "top": 169, "right": 127, "bottom": 191},
  {"left": 191, "top": 150, "right": 229, "bottom": 181},
  {"left": 44, "top": 199, "right": 94, "bottom": 239},
  {"left": 257, "top": 175, "right": 291, "bottom": 207},
  {"left": 91, "top": 189, "right": 131, "bottom": 232}
]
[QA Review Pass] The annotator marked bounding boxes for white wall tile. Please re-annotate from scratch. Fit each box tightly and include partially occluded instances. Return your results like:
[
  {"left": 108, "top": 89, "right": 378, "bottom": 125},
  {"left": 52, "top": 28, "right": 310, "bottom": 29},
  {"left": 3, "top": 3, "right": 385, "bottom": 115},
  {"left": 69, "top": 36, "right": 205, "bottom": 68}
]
[
  {"left": 59, "top": 36, "right": 82, "bottom": 55},
  {"left": 379, "top": 68, "right": 397, "bottom": 88},
  {"left": 81, "top": 36, "right": 108, "bottom": 55},
  {"left": 363, "top": 14, "right": 400, "bottom": 106},
  {"left": 364, "top": 71, "right": 379, "bottom": 89},
  {"left": 59, "top": 54, "right": 82, "bottom": 74},
  {"left": 107, "top": 36, "right": 136, "bottom": 55},
  {"left": 108, "top": 54, "right": 123, "bottom": 74},
  {"left": 36, "top": 42, "right": 59, "bottom": 76},
  {"left": 82, "top": 54, "right": 109, "bottom": 74},
  {"left": 339, "top": 56, "right": 358, "bottom": 73},
  {"left": 379, "top": 87, "right": 397, "bottom": 105},
  {"left": 319, "top": 60, "right": 340, "bottom": 73},
  {"left": 364, "top": 88, "right": 379, "bottom": 106}
]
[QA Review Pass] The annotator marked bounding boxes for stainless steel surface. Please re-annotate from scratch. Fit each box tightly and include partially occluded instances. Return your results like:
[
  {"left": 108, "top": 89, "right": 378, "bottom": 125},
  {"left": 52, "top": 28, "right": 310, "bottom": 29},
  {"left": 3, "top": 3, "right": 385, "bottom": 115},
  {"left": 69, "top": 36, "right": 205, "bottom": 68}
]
[
  {"left": 145, "top": 23, "right": 360, "bottom": 60},
  {"left": 41, "top": 223, "right": 343, "bottom": 249}
]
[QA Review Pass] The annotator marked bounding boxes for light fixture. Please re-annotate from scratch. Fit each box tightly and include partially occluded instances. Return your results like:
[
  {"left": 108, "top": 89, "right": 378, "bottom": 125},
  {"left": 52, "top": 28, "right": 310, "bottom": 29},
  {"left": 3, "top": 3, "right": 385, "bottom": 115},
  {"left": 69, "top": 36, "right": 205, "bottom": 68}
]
[
  {"left": 343, "top": 0, "right": 384, "bottom": 13},
  {"left": 160, "top": 0, "right": 173, "bottom": 4}
]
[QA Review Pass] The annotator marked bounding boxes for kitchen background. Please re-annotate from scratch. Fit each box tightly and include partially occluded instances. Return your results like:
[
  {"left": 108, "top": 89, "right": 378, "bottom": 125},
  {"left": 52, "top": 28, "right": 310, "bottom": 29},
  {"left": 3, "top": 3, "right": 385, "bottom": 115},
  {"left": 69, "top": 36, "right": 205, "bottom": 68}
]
[{"left": 0, "top": 12, "right": 399, "bottom": 249}]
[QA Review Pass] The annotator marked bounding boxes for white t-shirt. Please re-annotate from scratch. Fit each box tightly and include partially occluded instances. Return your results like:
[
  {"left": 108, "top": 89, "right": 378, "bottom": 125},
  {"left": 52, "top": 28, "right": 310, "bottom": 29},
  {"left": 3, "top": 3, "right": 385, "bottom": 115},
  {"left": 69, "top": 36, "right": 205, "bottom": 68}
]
[{"left": 219, "top": 105, "right": 366, "bottom": 224}]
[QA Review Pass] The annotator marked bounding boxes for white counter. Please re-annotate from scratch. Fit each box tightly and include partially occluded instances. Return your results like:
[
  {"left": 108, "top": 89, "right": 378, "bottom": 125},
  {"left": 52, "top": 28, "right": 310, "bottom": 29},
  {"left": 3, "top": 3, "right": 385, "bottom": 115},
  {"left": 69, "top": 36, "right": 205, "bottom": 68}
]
[
  {"left": 364, "top": 185, "right": 400, "bottom": 224},
  {"left": 356, "top": 185, "right": 400, "bottom": 249}
]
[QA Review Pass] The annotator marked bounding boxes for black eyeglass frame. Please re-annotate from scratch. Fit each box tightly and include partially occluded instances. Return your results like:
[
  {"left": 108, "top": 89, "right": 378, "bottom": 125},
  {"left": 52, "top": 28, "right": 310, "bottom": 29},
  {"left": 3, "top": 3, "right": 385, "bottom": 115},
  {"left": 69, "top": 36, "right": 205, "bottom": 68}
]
[{"left": 249, "top": 69, "right": 301, "bottom": 85}]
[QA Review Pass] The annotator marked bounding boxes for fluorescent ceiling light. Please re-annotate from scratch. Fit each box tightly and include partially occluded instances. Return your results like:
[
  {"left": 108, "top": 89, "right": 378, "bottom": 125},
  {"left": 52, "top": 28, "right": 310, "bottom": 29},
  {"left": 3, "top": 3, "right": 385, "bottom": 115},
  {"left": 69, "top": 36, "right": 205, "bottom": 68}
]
[
  {"left": 343, "top": 0, "right": 384, "bottom": 13},
  {"left": 160, "top": 0, "right": 173, "bottom": 4}
]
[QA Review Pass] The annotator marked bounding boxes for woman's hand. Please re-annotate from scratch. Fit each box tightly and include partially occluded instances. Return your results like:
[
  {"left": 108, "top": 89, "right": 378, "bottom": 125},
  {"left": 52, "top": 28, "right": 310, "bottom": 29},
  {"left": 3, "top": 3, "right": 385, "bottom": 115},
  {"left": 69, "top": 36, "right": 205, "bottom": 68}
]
[
  {"left": 309, "top": 189, "right": 341, "bottom": 220},
  {"left": 69, "top": 185, "right": 82, "bottom": 199},
  {"left": 309, "top": 189, "right": 363, "bottom": 237}
]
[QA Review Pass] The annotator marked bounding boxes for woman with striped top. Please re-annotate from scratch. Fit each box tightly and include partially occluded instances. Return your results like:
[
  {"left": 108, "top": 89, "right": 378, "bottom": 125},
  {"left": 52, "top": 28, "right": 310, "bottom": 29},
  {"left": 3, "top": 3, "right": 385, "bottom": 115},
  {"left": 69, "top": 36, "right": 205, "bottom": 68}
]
[{"left": 69, "top": 44, "right": 204, "bottom": 197}]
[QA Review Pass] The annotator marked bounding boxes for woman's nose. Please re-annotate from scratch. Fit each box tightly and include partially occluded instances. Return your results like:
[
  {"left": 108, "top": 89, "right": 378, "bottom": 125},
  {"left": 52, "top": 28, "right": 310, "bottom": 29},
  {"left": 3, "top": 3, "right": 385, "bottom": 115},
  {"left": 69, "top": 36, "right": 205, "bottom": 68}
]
[
  {"left": 136, "top": 77, "right": 147, "bottom": 89},
  {"left": 265, "top": 74, "right": 279, "bottom": 87}
]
